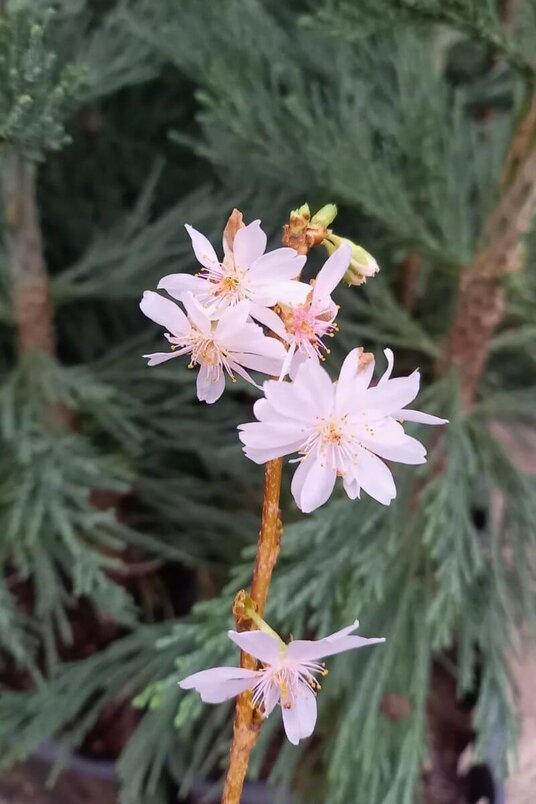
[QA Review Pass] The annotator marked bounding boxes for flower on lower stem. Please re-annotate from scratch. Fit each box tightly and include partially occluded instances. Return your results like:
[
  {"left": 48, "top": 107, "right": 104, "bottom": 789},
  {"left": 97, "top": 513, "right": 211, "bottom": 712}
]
[
  {"left": 179, "top": 619, "right": 385, "bottom": 745},
  {"left": 140, "top": 291, "right": 287, "bottom": 403},
  {"left": 239, "top": 349, "right": 448, "bottom": 512}
]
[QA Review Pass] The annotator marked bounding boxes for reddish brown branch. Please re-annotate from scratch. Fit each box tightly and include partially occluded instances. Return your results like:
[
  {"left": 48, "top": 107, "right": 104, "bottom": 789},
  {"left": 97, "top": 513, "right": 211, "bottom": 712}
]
[
  {"left": 439, "top": 90, "right": 536, "bottom": 409},
  {"left": 222, "top": 214, "right": 312, "bottom": 803},
  {"left": 221, "top": 458, "right": 284, "bottom": 803},
  {"left": 396, "top": 251, "right": 422, "bottom": 313}
]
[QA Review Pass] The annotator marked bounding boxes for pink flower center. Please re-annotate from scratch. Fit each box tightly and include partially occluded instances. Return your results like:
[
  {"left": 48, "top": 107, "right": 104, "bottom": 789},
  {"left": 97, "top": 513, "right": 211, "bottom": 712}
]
[
  {"left": 250, "top": 656, "right": 326, "bottom": 713},
  {"left": 283, "top": 302, "right": 337, "bottom": 359}
]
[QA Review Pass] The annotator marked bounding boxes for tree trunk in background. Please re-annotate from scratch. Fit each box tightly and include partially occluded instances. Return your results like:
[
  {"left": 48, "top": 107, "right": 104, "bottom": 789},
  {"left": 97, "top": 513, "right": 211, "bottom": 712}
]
[
  {"left": 2, "top": 150, "right": 56, "bottom": 356},
  {"left": 440, "top": 90, "right": 536, "bottom": 409}
]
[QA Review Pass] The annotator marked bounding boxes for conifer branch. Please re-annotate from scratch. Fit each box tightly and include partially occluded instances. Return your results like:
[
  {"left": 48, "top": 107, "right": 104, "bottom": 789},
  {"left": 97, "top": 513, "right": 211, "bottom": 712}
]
[
  {"left": 393, "top": 0, "right": 534, "bottom": 78},
  {"left": 440, "top": 88, "right": 536, "bottom": 408}
]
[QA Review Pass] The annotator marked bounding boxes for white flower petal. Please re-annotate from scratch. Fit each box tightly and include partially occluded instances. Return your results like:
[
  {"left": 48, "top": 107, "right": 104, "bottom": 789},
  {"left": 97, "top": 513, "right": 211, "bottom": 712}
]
[
  {"left": 157, "top": 272, "right": 207, "bottom": 300},
  {"left": 292, "top": 634, "right": 386, "bottom": 661},
  {"left": 185, "top": 224, "right": 220, "bottom": 271},
  {"left": 182, "top": 292, "right": 212, "bottom": 335},
  {"left": 262, "top": 377, "right": 318, "bottom": 423},
  {"left": 356, "top": 448, "right": 396, "bottom": 505},
  {"left": 252, "top": 398, "right": 278, "bottom": 421},
  {"left": 179, "top": 666, "right": 258, "bottom": 704},
  {"left": 287, "top": 622, "right": 385, "bottom": 661},
  {"left": 272, "top": 280, "right": 311, "bottom": 305},
  {"left": 224, "top": 321, "right": 283, "bottom": 354},
  {"left": 287, "top": 349, "right": 309, "bottom": 380},
  {"left": 248, "top": 303, "right": 289, "bottom": 340},
  {"left": 242, "top": 446, "right": 297, "bottom": 464},
  {"left": 196, "top": 364, "right": 225, "bottom": 403},
  {"left": 233, "top": 352, "right": 285, "bottom": 376},
  {"left": 395, "top": 408, "right": 449, "bottom": 425},
  {"left": 293, "top": 359, "right": 335, "bottom": 416},
  {"left": 215, "top": 300, "right": 251, "bottom": 341},
  {"left": 262, "top": 681, "right": 281, "bottom": 716},
  {"left": 229, "top": 362, "right": 261, "bottom": 390},
  {"left": 281, "top": 682, "right": 317, "bottom": 745},
  {"left": 312, "top": 244, "right": 351, "bottom": 304},
  {"left": 335, "top": 348, "right": 375, "bottom": 415},
  {"left": 239, "top": 421, "right": 307, "bottom": 450},
  {"left": 249, "top": 249, "right": 306, "bottom": 281},
  {"left": 227, "top": 630, "right": 281, "bottom": 663},
  {"left": 142, "top": 350, "right": 182, "bottom": 366},
  {"left": 362, "top": 371, "right": 420, "bottom": 415},
  {"left": 355, "top": 416, "right": 406, "bottom": 443},
  {"left": 363, "top": 433, "right": 427, "bottom": 465},
  {"left": 140, "top": 291, "right": 191, "bottom": 337},
  {"left": 278, "top": 342, "right": 297, "bottom": 381},
  {"left": 291, "top": 453, "right": 337, "bottom": 513},
  {"left": 233, "top": 220, "right": 267, "bottom": 268},
  {"left": 343, "top": 473, "right": 361, "bottom": 499},
  {"left": 378, "top": 348, "right": 394, "bottom": 385}
]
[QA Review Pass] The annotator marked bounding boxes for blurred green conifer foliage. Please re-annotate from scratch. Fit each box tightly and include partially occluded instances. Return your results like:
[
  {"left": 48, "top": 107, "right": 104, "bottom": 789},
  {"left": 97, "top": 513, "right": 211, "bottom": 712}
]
[
  {"left": 1, "top": 1, "right": 536, "bottom": 803},
  {"left": 0, "top": 0, "right": 262, "bottom": 678}
]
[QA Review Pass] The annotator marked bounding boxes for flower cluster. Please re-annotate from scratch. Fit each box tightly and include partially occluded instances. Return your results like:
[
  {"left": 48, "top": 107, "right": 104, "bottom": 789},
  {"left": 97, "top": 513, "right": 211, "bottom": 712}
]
[
  {"left": 140, "top": 218, "right": 352, "bottom": 399},
  {"left": 140, "top": 208, "right": 448, "bottom": 748},
  {"left": 141, "top": 212, "right": 446, "bottom": 511}
]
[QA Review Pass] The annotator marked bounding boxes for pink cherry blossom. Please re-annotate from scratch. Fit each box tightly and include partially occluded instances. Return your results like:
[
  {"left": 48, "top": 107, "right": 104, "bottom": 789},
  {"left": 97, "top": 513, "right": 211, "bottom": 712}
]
[
  {"left": 238, "top": 349, "right": 448, "bottom": 512},
  {"left": 157, "top": 221, "right": 310, "bottom": 331},
  {"left": 140, "top": 291, "right": 287, "bottom": 403},
  {"left": 278, "top": 244, "right": 352, "bottom": 378},
  {"left": 179, "top": 620, "right": 384, "bottom": 745}
]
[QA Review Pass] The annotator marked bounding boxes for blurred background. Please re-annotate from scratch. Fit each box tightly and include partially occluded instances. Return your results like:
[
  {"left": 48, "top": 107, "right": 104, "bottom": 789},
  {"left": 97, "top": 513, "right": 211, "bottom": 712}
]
[{"left": 0, "top": 1, "right": 535, "bottom": 802}]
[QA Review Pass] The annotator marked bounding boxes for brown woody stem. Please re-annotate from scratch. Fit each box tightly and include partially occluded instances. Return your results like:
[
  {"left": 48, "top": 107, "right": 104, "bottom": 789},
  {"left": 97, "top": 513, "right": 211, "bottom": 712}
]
[
  {"left": 221, "top": 215, "right": 311, "bottom": 803},
  {"left": 2, "top": 150, "right": 56, "bottom": 356},
  {"left": 440, "top": 90, "right": 536, "bottom": 409},
  {"left": 221, "top": 457, "right": 283, "bottom": 804}
]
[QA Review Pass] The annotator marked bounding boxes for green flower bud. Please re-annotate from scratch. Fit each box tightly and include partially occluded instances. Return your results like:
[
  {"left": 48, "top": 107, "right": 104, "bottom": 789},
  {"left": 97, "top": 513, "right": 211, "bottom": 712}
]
[
  {"left": 311, "top": 203, "right": 338, "bottom": 228},
  {"left": 325, "top": 234, "right": 380, "bottom": 285}
]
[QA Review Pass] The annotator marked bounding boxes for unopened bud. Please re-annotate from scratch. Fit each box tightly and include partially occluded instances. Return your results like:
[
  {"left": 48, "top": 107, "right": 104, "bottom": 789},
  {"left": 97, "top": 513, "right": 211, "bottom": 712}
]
[
  {"left": 324, "top": 235, "right": 379, "bottom": 285},
  {"left": 311, "top": 203, "right": 338, "bottom": 228},
  {"left": 283, "top": 203, "right": 339, "bottom": 254},
  {"left": 289, "top": 203, "right": 311, "bottom": 234}
]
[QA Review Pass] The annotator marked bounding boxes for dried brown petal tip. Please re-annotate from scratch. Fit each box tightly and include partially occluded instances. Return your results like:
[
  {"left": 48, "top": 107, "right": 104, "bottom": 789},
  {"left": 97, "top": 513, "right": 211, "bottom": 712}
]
[
  {"left": 223, "top": 208, "right": 245, "bottom": 250},
  {"left": 358, "top": 350, "right": 375, "bottom": 373}
]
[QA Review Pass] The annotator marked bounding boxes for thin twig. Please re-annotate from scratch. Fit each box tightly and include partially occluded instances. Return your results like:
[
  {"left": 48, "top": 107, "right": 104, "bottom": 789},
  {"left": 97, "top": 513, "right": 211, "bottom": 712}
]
[
  {"left": 221, "top": 222, "right": 311, "bottom": 804},
  {"left": 222, "top": 458, "right": 283, "bottom": 804}
]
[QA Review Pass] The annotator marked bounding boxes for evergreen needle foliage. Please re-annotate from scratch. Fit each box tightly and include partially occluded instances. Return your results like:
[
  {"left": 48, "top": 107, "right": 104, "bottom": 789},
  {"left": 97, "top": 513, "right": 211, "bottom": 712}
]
[
  {"left": 1, "top": 1, "right": 535, "bottom": 802},
  {"left": 0, "top": 3, "right": 85, "bottom": 161}
]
